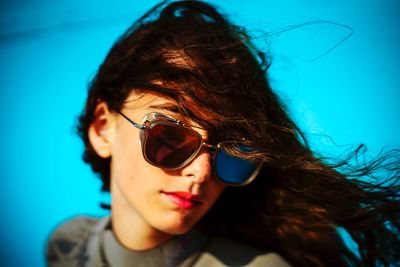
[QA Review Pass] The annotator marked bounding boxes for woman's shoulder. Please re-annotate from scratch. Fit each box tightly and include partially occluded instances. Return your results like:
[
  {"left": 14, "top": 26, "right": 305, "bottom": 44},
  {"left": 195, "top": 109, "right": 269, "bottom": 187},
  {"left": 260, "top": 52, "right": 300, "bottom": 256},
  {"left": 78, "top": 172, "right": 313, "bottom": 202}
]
[
  {"left": 194, "top": 236, "right": 291, "bottom": 267},
  {"left": 46, "top": 215, "right": 105, "bottom": 266}
]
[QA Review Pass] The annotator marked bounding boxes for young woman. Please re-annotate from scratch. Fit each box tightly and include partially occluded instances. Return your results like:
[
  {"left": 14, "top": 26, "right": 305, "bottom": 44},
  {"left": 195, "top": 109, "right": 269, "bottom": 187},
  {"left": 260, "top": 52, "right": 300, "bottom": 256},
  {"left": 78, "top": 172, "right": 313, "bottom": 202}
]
[{"left": 46, "top": 1, "right": 400, "bottom": 266}]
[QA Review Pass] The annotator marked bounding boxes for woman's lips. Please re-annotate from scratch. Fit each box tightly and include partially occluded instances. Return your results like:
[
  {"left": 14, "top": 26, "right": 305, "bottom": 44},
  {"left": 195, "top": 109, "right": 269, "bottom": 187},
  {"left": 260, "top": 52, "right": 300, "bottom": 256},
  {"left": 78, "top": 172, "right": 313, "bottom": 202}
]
[{"left": 162, "top": 191, "right": 202, "bottom": 209}]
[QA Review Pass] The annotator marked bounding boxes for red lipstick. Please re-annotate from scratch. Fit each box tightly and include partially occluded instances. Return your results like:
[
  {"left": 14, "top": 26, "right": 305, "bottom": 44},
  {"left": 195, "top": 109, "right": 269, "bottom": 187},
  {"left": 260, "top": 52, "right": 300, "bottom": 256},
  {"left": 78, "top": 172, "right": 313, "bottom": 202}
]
[{"left": 162, "top": 191, "right": 201, "bottom": 209}]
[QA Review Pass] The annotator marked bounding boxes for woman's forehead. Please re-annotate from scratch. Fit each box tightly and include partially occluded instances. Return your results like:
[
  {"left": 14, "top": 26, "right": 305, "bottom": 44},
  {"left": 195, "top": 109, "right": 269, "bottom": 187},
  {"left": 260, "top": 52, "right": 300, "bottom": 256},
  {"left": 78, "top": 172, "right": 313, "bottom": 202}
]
[
  {"left": 123, "top": 90, "right": 219, "bottom": 123},
  {"left": 124, "top": 90, "right": 176, "bottom": 110}
]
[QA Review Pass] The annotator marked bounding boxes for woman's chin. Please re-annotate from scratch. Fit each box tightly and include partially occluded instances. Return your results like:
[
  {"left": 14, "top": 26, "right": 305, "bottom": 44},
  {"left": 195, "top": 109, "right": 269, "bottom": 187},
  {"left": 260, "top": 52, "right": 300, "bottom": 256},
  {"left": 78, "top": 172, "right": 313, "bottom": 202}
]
[
  {"left": 154, "top": 217, "right": 197, "bottom": 236},
  {"left": 158, "top": 223, "right": 193, "bottom": 235}
]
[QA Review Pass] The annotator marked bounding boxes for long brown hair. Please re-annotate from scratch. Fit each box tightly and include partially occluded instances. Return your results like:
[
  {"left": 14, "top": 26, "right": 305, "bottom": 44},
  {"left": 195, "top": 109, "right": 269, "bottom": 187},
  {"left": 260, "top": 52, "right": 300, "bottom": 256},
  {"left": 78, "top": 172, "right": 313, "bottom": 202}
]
[{"left": 77, "top": 1, "right": 400, "bottom": 266}]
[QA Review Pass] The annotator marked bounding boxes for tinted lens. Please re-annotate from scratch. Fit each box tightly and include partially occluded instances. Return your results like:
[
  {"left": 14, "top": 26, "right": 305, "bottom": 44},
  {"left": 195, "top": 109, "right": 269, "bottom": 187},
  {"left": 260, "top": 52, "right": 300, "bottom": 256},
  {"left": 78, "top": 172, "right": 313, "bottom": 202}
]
[
  {"left": 215, "top": 144, "right": 259, "bottom": 185},
  {"left": 144, "top": 123, "right": 202, "bottom": 168}
]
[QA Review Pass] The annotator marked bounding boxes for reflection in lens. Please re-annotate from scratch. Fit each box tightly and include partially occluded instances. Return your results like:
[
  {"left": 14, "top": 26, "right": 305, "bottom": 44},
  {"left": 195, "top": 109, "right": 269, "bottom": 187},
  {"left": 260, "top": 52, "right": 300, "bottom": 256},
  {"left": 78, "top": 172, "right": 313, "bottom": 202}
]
[
  {"left": 215, "top": 145, "right": 257, "bottom": 185},
  {"left": 145, "top": 123, "right": 202, "bottom": 168}
]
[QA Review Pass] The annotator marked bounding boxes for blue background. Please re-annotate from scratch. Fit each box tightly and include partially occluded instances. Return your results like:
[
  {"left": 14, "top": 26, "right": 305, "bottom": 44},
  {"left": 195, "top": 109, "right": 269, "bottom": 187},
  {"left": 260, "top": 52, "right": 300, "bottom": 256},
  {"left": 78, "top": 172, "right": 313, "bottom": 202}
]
[{"left": 1, "top": 1, "right": 399, "bottom": 266}]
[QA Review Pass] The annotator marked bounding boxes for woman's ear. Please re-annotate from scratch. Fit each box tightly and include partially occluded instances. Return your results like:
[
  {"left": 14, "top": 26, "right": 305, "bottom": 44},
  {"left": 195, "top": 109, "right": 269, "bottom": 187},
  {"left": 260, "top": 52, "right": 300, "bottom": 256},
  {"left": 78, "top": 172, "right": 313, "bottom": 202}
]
[{"left": 88, "top": 102, "right": 116, "bottom": 158}]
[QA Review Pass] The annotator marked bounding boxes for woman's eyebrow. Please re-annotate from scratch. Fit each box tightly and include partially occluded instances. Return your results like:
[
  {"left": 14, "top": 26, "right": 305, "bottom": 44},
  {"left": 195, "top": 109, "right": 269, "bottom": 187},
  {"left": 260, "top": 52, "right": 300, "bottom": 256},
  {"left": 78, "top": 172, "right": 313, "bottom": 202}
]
[{"left": 148, "top": 103, "right": 180, "bottom": 113}]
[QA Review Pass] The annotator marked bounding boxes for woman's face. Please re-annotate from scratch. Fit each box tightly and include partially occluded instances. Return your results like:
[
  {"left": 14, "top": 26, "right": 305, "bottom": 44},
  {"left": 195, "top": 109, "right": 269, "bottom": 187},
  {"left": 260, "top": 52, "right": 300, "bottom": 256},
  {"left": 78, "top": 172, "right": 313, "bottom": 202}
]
[{"left": 107, "top": 91, "right": 226, "bottom": 237}]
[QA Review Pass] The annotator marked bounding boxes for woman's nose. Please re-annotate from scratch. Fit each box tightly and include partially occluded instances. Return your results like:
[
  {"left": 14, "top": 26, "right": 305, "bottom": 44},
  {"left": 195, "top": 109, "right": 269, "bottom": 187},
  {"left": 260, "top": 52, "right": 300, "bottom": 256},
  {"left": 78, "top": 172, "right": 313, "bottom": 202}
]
[{"left": 180, "top": 150, "right": 212, "bottom": 184}]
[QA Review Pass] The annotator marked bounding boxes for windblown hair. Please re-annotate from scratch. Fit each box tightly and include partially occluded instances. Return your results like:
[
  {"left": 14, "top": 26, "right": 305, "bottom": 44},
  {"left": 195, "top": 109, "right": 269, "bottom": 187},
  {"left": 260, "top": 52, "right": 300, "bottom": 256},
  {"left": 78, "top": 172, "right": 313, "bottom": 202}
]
[{"left": 77, "top": 1, "right": 400, "bottom": 266}]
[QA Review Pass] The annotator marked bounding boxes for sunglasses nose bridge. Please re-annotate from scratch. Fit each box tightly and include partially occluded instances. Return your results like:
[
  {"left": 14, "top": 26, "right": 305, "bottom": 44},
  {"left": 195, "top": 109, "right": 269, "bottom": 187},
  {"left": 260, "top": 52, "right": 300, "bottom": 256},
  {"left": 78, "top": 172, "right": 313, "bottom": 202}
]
[
  {"left": 199, "top": 142, "right": 217, "bottom": 157},
  {"left": 201, "top": 142, "right": 215, "bottom": 149}
]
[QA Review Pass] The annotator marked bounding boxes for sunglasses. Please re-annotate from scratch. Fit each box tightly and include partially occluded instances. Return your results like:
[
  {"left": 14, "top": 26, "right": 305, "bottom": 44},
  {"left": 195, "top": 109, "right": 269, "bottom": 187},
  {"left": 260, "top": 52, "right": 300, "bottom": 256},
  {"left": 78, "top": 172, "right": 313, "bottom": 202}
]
[{"left": 118, "top": 111, "right": 262, "bottom": 186}]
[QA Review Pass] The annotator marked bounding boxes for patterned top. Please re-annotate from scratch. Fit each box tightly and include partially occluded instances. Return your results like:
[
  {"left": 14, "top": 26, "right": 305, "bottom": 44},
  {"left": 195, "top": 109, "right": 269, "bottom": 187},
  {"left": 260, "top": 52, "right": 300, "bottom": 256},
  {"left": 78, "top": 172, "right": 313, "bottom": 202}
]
[{"left": 46, "top": 216, "right": 291, "bottom": 267}]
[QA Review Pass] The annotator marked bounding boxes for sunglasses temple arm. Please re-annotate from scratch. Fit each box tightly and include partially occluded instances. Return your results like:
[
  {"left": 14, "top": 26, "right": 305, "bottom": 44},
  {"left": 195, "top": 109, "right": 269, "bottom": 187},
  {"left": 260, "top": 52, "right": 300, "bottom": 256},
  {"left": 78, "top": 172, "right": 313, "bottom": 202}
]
[{"left": 118, "top": 111, "right": 146, "bottom": 129}]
